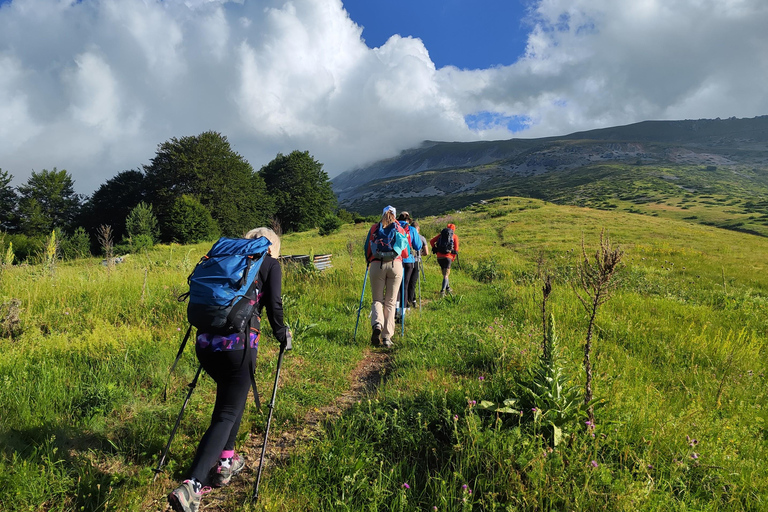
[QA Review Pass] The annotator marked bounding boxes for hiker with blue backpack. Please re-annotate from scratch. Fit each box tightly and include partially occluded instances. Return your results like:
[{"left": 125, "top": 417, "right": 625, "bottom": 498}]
[
  {"left": 168, "top": 227, "right": 291, "bottom": 512},
  {"left": 395, "top": 212, "right": 423, "bottom": 314},
  {"left": 364, "top": 205, "right": 409, "bottom": 348},
  {"left": 430, "top": 223, "right": 460, "bottom": 297}
]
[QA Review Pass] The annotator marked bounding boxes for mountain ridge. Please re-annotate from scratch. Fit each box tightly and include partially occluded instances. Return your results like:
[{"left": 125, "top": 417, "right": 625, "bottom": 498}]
[{"left": 332, "top": 115, "right": 768, "bottom": 213}]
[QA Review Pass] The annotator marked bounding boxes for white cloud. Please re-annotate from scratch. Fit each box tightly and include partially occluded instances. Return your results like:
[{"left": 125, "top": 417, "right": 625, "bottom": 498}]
[{"left": 0, "top": 0, "right": 766, "bottom": 194}]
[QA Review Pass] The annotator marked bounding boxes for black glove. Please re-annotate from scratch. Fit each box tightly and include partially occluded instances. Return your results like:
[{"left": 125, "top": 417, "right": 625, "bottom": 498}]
[{"left": 277, "top": 327, "right": 293, "bottom": 352}]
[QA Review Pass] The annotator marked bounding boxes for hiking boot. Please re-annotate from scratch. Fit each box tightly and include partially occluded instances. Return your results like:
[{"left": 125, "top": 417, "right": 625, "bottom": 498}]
[
  {"left": 210, "top": 453, "right": 246, "bottom": 487},
  {"left": 371, "top": 325, "right": 382, "bottom": 346},
  {"left": 445, "top": 287, "right": 453, "bottom": 295},
  {"left": 381, "top": 338, "right": 393, "bottom": 348},
  {"left": 168, "top": 480, "right": 202, "bottom": 512}
]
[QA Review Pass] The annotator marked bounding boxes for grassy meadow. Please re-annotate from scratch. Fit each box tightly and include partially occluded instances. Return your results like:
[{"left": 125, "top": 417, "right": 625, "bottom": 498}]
[{"left": 0, "top": 197, "right": 766, "bottom": 511}]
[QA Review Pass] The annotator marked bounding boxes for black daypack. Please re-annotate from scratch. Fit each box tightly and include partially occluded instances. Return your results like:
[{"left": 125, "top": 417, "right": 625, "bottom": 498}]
[{"left": 435, "top": 227, "right": 455, "bottom": 254}]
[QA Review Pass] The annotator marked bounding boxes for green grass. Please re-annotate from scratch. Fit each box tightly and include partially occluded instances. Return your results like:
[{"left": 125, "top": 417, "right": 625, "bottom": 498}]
[{"left": 1, "top": 197, "right": 766, "bottom": 510}]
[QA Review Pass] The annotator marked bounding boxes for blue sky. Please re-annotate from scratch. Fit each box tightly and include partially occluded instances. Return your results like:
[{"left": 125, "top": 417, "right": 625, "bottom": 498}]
[
  {"left": 342, "top": 0, "right": 530, "bottom": 70},
  {"left": 1, "top": 0, "right": 767, "bottom": 193}
]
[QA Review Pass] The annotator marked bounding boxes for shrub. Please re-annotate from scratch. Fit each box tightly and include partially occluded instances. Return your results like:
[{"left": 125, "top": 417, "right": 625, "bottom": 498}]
[
  {"left": 468, "top": 258, "right": 505, "bottom": 283},
  {"left": 164, "top": 195, "right": 220, "bottom": 244},
  {"left": 3, "top": 233, "right": 43, "bottom": 263},
  {"left": 336, "top": 209, "right": 354, "bottom": 224},
  {"left": 60, "top": 227, "right": 91, "bottom": 260},
  {"left": 318, "top": 214, "right": 343, "bottom": 236},
  {"left": 125, "top": 202, "right": 159, "bottom": 243},
  {"left": 129, "top": 234, "right": 154, "bottom": 253}
]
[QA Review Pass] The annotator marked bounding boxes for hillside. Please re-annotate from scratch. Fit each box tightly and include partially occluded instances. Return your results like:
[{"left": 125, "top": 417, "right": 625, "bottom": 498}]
[{"left": 333, "top": 116, "right": 768, "bottom": 233}]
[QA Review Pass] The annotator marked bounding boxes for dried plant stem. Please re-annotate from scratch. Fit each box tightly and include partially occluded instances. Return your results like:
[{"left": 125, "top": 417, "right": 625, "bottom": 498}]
[{"left": 573, "top": 229, "right": 624, "bottom": 422}]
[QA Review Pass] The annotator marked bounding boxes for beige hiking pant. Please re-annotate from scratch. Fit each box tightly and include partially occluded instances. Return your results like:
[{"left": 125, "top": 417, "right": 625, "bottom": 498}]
[{"left": 369, "top": 259, "right": 403, "bottom": 340}]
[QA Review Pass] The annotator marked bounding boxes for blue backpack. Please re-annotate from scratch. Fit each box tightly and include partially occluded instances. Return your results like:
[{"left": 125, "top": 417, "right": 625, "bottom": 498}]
[
  {"left": 367, "top": 223, "right": 399, "bottom": 262},
  {"left": 185, "top": 237, "right": 272, "bottom": 334}
]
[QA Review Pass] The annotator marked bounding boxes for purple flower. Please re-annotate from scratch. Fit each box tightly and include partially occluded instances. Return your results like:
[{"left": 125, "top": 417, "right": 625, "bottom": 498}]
[
  {"left": 531, "top": 407, "right": 537, "bottom": 412},
  {"left": 453, "top": 415, "right": 459, "bottom": 421},
  {"left": 402, "top": 483, "right": 410, "bottom": 489},
  {"left": 479, "top": 376, "right": 485, "bottom": 381},
  {"left": 462, "top": 484, "right": 468, "bottom": 490},
  {"left": 691, "top": 452, "right": 699, "bottom": 460},
  {"left": 591, "top": 460, "right": 599, "bottom": 468}
]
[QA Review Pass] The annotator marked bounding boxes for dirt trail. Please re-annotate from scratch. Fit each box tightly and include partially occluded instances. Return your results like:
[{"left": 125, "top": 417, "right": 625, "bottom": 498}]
[{"left": 156, "top": 348, "right": 392, "bottom": 511}]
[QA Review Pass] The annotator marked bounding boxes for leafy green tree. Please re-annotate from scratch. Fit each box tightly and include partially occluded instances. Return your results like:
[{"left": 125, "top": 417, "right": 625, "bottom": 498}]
[
  {"left": 80, "top": 170, "right": 146, "bottom": 242},
  {"left": 258, "top": 151, "right": 336, "bottom": 232},
  {"left": 17, "top": 168, "right": 82, "bottom": 236},
  {"left": 144, "top": 131, "right": 272, "bottom": 241},
  {"left": 0, "top": 169, "right": 18, "bottom": 232},
  {"left": 125, "top": 202, "right": 159, "bottom": 242},
  {"left": 165, "top": 195, "right": 220, "bottom": 244}
]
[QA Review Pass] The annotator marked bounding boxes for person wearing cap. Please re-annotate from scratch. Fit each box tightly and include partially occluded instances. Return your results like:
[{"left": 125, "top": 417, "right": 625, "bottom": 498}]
[
  {"left": 430, "top": 223, "right": 460, "bottom": 296},
  {"left": 396, "top": 211, "right": 422, "bottom": 313},
  {"left": 362, "top": 205, "right": 408, "bottom": 348}
]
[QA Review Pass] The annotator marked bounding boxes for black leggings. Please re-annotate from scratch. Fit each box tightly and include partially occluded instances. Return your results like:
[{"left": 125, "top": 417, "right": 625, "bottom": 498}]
[
  {"left": 397, "top": 262, "right": 414, "bottom": 305},
  {"left": 408, "top": 262, "right": 419, "bottom": 305},
  {"left": 188, "top": 346, "right": 257, "bottom": 484}
]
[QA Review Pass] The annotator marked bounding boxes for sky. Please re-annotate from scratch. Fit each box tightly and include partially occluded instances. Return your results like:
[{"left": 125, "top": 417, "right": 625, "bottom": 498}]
[{"left": 1, "top": 0, "right": 767, "bottom": 195}]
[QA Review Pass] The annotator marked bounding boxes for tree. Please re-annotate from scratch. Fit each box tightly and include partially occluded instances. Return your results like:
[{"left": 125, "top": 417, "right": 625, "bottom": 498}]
[
  {"left": 17, "top": 168, "right": 82, "bottom": 236},
  {"left": 125, "top": 202, "right": 159, "bottom": 242},
  {"left": 165, "top": 195, "right": 220, "bottom": 244},
  {"left": 143, "top": 131, "right": 273, "bottom": 241},
  {"left": 258, "top": 150, "right": 336, "bottom": 232},
  {"left": 0, "top": 169, "right": 18, "bottom": 232},
  {"left": 81, "top": 169, "right": 147, "bottom": 243}
]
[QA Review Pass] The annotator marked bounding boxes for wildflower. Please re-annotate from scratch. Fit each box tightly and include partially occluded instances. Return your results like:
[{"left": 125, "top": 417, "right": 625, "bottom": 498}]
[
  {"left": 585, "top": 420, "right": 594, "bottom": 428},
  {"left": 64, "top": 311, "right": 70, "bottom": 315},
  {"left": 402, "top": 483, "right": 410, "bottom": 489},
  {"left": 531, "top": 407, "right": 537, "bottom": 412},
  {"left": 177, "top": 327, "right": 181, "bottom": 331},
  {"left": 453, "top": 415, "right": 459, "bottom": 421},
  {"left": 591, "top": 460, "right": 599, "bottom": 468},
  {"left": 479, "top": 376, "right": 485, "bottom": 381},
  {"left": 691, "top": 452, "right": 699, "bottom": 460},
  {"left": 647, "top": 464, "right": 653, "bottom": 469},
  {"left": 462, "top": 484, "right": 468, "bottom": 490}
]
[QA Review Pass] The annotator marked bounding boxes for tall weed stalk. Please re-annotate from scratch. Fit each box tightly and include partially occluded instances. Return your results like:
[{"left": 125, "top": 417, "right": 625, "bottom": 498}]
[{"left": 572, "top": 229, "right": 623, "bottom": 422}]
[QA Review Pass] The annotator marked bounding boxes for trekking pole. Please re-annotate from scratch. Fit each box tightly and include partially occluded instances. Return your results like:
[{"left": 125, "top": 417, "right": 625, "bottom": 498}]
[
  {"left": 152, "top": 363, "right": 203, "bottom": 482},
  {"left": 252, "top": 341, "right": 289, "bottom": 502},
  {"left": 401, "top": 270, "right": 405, "bottom": 336},
  {"left": 353, "top": 264, "right": 370, "bottom": 341},
  {"left": 418, "top": 260, "right": 422, "bottom": 311}
]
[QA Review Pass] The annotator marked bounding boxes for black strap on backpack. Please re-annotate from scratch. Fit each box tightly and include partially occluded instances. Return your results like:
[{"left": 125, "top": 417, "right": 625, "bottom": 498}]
[{"left": 244, "top": 315, "right": 261, "bottom": 410}]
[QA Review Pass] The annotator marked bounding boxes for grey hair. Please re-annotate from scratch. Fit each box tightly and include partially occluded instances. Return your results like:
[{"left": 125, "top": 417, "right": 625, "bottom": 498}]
[{"left": 244, "top": 227, "right": 281, "bottom": 257}]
